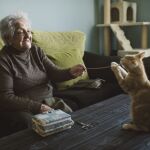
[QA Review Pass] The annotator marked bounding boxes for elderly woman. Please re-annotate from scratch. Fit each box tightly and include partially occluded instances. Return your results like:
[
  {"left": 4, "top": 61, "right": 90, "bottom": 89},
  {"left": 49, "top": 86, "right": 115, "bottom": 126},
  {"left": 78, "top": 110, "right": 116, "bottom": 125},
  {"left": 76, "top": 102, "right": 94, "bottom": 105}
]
[{"left": 0, "top": 12, "right": 85, "bottom": 128}]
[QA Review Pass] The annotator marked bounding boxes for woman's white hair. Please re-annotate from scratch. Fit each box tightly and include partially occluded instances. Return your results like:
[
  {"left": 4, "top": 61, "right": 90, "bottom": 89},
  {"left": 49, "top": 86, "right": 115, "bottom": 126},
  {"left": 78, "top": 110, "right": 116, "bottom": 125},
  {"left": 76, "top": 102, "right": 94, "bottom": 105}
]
[{"left": 0, "top": 11, "right": 31, "bottom": 45}]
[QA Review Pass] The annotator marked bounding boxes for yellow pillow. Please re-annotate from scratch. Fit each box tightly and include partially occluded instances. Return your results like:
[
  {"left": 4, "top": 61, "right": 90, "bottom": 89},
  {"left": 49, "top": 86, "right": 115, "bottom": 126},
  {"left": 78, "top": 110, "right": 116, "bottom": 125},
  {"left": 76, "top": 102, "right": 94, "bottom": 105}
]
[
  {"left": 32, "top": 31, "right": 89, "bottom": 90},
  {"left": 48, "top": 49, "right": 88, "bottom": 90}
]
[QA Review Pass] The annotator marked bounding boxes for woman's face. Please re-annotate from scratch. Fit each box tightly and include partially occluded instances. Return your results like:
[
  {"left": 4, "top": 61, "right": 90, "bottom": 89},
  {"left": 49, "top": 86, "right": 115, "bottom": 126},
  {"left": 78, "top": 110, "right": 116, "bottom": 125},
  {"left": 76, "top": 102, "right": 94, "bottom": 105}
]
[{"left": 9, "top": 19, "right": 32, "bottom": 51}]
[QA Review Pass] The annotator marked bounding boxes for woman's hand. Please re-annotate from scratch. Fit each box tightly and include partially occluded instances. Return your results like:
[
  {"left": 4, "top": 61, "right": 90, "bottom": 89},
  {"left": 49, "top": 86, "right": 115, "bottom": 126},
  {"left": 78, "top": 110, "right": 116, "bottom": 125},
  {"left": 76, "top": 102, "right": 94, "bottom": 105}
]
[
  {"left": 70, "top": 64, "right": 86, "bottom": 78},
  {"left": 40, "top": 104, "right": 54, "bottom": 113}
]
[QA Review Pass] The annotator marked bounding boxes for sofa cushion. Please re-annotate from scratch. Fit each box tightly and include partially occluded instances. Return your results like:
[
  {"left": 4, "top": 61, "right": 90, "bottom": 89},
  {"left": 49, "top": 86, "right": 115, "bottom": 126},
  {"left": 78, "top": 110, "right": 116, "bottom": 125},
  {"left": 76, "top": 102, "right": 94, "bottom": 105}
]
[
  {"left": 32, "top": 31, "right": 88, "bottom": 90},
  {"left": 54, "top": 83, "right": 123, "bottom": 108},
  {"left": 48, "top": 49, "right": 88, "bottom": 89}
]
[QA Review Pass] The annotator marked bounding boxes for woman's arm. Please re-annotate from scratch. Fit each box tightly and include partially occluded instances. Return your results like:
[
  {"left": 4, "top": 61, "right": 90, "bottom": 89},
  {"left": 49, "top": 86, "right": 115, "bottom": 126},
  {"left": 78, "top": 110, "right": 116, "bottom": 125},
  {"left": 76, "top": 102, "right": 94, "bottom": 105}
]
[
  {"left": 38, "top": 47, "right": 85, "bottom": 82},
  {"left": 0, "top": 66, "right": 42, "bottom": 114}
]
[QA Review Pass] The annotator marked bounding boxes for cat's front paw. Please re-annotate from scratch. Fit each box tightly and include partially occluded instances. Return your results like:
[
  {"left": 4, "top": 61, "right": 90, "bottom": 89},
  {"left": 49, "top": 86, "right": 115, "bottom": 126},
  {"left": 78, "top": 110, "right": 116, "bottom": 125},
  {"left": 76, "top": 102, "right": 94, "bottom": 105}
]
[
  {"left": 122, "top": 123, "right": 131, "bottom": 130},
  {"left": 111, "top": 62, "right": 119, "bottom": 71}
]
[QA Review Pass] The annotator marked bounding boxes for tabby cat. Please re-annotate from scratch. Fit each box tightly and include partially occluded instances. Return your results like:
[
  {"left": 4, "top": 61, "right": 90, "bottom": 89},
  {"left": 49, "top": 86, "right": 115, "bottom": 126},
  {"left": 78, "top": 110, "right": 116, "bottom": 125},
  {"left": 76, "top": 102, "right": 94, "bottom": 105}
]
[{"left": 111, "top": 52, "right": 150, "bottom": 132}]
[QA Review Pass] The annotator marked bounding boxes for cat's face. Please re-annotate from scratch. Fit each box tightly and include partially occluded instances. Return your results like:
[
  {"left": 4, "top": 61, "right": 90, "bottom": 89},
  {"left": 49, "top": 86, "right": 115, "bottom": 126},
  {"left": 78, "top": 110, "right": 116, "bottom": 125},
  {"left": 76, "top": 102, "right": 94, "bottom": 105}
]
[{"left": 120, "top": 52, "right": 145, "bottom": 72}]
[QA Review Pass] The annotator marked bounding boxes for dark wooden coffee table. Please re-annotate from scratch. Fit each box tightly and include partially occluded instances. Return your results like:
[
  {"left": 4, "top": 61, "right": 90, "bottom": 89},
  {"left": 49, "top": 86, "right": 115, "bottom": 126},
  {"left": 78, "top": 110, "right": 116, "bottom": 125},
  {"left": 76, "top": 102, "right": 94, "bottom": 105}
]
[{"left": 1, "top": 94, "right": 150, "bottom": 150}]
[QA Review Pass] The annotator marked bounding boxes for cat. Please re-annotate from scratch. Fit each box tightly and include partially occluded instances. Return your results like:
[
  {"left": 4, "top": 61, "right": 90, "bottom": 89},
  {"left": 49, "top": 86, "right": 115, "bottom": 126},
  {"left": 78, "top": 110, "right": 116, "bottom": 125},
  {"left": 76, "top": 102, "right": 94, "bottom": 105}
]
[{"left": 111, "top": 52, "right": 150, "bottom": 132}]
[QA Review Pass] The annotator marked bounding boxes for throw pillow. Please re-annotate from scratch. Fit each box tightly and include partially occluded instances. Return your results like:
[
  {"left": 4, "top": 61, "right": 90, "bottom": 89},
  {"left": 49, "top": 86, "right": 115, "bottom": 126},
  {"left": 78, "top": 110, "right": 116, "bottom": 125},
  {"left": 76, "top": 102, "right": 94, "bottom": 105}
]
[
  {"left": 32, "top": 31, "right": 89, "bottom": 90},
  {"left": 48, "top": 49, "right": 88, "bottom": 90}
]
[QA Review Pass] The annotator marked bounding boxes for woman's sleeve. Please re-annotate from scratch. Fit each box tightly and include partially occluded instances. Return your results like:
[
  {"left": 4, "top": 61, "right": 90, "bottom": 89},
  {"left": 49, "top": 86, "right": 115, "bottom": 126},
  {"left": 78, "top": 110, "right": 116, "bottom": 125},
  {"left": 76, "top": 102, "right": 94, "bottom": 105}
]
[{"left": 0, "top": 66, "right": 41, "bottom": 114}]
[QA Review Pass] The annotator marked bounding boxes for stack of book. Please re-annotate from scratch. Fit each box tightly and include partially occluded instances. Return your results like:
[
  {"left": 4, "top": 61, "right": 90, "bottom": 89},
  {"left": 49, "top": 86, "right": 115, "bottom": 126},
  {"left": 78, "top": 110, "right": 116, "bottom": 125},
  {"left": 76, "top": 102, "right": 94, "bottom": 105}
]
[{"left": 32, "top": 109, "right": 74, "bottom": 137}]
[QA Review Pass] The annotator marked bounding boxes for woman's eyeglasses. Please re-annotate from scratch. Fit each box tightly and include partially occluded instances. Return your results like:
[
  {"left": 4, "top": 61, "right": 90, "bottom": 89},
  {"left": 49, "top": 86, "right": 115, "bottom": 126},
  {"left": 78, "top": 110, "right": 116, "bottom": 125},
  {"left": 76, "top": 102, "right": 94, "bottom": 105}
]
[{"left": 14, "top": 29, "right": 32, "bottom": 37}]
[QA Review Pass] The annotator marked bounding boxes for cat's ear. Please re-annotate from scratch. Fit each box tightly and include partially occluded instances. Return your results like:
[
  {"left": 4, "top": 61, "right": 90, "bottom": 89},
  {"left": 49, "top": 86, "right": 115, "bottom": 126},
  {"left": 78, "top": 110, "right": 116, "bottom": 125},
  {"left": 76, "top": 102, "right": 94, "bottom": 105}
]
[{"left": 136, "top": 51, "right": 145, "bottom": 59}]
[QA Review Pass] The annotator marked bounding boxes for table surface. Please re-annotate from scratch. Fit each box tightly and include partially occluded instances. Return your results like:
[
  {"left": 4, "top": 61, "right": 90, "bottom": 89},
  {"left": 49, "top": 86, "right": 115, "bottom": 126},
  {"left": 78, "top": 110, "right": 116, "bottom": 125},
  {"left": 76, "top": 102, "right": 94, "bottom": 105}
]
[{"left": 1, "top": 94, "right": 150, "bottom": 150}]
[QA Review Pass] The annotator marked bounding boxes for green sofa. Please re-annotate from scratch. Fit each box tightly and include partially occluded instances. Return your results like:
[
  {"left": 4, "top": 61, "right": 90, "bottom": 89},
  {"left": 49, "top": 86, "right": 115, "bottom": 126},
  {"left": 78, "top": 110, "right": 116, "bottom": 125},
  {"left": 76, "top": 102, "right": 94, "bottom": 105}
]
[
  {"left": 0, "top": 31, "right": 123, "bottom": 137},
  {"left": 31, "top": 31, "right": 123, "bottom": 108}
]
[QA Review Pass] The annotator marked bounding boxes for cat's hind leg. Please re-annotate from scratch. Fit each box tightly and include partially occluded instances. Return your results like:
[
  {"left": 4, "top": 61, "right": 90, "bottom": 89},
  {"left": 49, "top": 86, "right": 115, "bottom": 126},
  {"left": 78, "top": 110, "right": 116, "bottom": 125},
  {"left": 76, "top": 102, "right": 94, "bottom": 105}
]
[
  {"left": 122, "top": 123, "right": 140, "bottom": 131},
  {"left": 122, "top": 123, "right": 149, "bottom": 132}
]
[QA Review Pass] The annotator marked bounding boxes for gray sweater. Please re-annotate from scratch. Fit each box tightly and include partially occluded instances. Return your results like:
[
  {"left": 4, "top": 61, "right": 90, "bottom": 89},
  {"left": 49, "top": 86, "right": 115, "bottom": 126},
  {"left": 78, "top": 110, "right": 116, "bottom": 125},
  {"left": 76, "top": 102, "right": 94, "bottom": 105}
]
[{"left": 0, "top": 44, "right": 72, "bottom": 114}]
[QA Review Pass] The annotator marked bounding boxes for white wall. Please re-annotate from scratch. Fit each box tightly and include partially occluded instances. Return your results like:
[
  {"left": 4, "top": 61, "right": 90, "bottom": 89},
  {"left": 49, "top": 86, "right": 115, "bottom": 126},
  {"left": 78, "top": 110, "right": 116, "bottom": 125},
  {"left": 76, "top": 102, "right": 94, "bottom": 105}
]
[{"left": 0, "top": 0, "right": 101, "bottom": 53}]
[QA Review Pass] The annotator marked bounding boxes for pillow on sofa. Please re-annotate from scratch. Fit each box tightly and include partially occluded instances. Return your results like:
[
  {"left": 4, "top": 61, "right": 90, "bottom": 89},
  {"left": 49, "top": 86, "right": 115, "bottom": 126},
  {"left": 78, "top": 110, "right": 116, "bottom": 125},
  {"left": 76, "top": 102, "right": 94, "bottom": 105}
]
[{"left": 32, "top": 31, "right": 89, "bottom": 90}]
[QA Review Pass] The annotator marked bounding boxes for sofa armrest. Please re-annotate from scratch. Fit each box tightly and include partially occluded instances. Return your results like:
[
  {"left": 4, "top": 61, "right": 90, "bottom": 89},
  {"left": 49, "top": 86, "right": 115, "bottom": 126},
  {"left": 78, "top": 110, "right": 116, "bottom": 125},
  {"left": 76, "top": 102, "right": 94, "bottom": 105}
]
[{"left": 83, "top": 51, "right": 121, "bottom": 82}]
